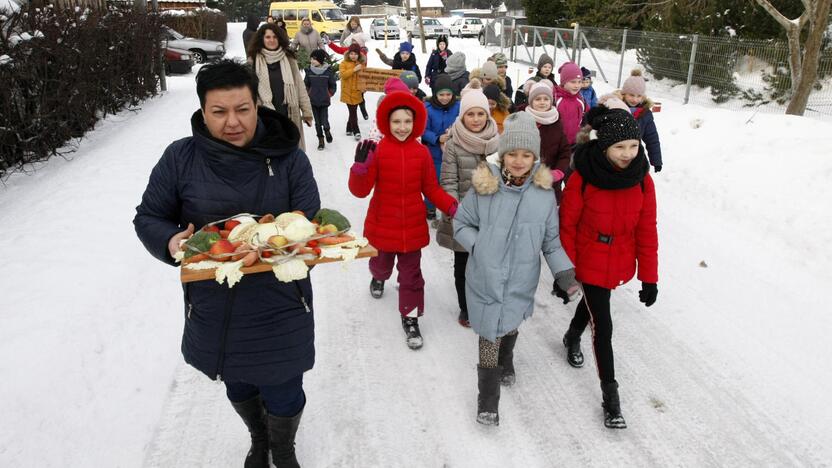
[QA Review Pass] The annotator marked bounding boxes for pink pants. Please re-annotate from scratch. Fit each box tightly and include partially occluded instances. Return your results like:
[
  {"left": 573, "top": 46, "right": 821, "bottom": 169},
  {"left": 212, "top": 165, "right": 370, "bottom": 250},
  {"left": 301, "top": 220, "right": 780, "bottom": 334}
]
[{"left": 369, "top": 250, "right": 424, "bottom": 317}]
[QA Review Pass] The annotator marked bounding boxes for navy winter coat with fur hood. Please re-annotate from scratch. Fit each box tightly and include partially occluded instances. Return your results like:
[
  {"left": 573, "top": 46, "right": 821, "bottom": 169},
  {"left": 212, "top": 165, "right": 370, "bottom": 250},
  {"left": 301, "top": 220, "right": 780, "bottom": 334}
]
[{"left": 134, "top": 108, "right": 321, "bottom": 385}]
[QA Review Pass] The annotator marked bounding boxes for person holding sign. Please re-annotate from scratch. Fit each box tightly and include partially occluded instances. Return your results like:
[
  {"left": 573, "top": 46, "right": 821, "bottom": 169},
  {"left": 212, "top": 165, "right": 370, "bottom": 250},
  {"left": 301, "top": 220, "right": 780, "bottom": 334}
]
[{"left": 339, "top": 43, "right": 366, "bottom": 140}]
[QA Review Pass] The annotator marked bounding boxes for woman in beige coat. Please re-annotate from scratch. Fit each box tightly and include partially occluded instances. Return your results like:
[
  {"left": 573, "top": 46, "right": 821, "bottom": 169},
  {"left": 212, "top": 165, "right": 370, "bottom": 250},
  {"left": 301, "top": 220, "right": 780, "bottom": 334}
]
[{"left": 248, "top": 24, "right": 314, "bottom": 150}]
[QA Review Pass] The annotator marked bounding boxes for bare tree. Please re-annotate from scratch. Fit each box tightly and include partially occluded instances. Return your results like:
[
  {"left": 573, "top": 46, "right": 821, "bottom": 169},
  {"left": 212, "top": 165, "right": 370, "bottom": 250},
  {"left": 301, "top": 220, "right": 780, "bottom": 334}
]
[{"left": 753, "top": 0, "right": 832, "bottom": 116}]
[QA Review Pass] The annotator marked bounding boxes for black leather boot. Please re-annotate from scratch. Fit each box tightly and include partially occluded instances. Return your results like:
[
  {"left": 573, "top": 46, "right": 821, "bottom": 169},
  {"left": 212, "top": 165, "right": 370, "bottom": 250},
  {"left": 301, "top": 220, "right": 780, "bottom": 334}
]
[
  {"left": 268, "top": 406, "right": 304, "bottom": 468},
  {"left": 476, "top": 365, "right": 502, "bottom": 426},
  {"left": 601, "top": 381, "right": 627, "bottom": 429},
  {"left": 230, "top": 395, "right": 270, "bottom": 468},
  {"left": 497, "top": 333, "right": 518, "bottom": 386},
  {"left": 563, "top": 328, "right": 585, "bottom": 368},
  {"left": 324, "top": 128, "right": 333, "bottom": 143}
]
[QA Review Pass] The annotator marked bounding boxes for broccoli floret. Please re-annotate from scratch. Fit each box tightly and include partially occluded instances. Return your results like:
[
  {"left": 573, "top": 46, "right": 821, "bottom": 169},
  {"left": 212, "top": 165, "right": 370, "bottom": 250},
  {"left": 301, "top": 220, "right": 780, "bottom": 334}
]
[
  {"left": 313, "top": 208, "right": 351, "bottom": 231},
  {"left": 183, "top": 231, "right": 221, "bottom": 258}
]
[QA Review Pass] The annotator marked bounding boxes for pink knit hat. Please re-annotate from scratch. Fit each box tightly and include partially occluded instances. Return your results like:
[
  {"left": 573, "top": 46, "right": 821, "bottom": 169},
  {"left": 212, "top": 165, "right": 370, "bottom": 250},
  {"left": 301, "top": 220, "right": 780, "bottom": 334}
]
[
  {"left": 384, "top": 77, "right": 409, "bottom": 94},
  {"left": 621, "top": 69, "right": 647, "bottom": 96},
  {"left": 558, "top": 62, "right": 583, "bottom": 86},
  {"left": 460, "top": 80, "right": 489, "bottom": 115}
]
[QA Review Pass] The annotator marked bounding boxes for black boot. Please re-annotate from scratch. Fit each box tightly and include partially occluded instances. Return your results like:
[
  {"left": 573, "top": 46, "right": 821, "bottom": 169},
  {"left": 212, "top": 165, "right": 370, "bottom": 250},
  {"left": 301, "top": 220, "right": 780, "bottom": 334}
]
[
  {"left": 267, "top": 407, "right": 304, "bottom": 468},
  {"left": 401, "top": 316, "right": 423, "bottom": 350},
  {"left": 476, "top": 365, "right": 502, "bottom": 425},
  {"left": 230, "top": 395, "right": 270, "bottom": 468},
  {"left": 316, "top": 136, "right": 325, "bottom": 151},
  {"left": 370, "top": 279, "right": 384, "bottom": 298},
  {"left": 601, "top": 381, "right": 627, "bottom": 429},
  {"left": 497, "top": 333, "right": 518, "bottom": 386},
  {"left": 563, "top": 329, "right": 584, "bottom": 368},
  {"left": 324, "top": 128, "right": 333, "bottom": 143}
]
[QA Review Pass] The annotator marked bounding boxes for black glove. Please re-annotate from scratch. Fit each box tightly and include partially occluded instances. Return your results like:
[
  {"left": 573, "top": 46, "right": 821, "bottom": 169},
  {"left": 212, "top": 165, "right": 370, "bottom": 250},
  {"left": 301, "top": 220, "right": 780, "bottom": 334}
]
[
  {"left": 552, "top": 281, "right": 570, "bottom": 304},
  {"left": 354, "top": 140, "right": 376, "bottom": 163},
  {"left": 654, "top": 165, "right": 662, "bottom": 173},
  {"left": 639, "top": 282, "right": 658, "bottom": 307}
]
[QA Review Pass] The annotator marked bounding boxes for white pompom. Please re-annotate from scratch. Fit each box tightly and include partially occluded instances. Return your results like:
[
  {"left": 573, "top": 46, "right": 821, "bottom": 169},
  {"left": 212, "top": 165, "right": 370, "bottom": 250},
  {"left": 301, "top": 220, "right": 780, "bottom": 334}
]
[{"left": 589, "top": 129, "right": 599, "bottom": 140}]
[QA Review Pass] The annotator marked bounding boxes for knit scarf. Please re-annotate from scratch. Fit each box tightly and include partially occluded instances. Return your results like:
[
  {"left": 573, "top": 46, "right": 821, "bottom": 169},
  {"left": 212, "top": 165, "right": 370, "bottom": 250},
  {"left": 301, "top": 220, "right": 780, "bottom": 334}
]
[
  {"left": 524, "top": 105, "right": 559, "bottom": 125},
  {"left": 448, "top": 117, "right": 499, "bottom": 155},
  {"left": 255, "top": 48, "right": 300, "bottom": 122},
  {"left": 573, "top": 140, "right": 649, "bottom": 190},
  {"left": 501, "top": 165, "right": 531, "bottom": 187}
]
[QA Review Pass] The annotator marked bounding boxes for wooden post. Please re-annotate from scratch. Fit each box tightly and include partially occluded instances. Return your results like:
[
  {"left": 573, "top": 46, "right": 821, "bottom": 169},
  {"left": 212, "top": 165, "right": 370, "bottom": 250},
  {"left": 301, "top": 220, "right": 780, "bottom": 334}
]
[{"left": 414, "top": 0, "right": 426, "bottom": 53}]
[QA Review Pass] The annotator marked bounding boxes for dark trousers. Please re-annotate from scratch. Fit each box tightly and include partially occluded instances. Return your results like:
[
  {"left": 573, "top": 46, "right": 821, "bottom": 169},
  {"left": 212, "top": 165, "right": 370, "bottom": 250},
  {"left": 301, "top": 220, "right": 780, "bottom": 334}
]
[
  {"left": 359, "top": 98, "right": 368, "bottom": 118},
  {"left": 225, "top": 374, "right": 305, "bottom": 417},
  {"left": 312, "top": 105, "right": 330, "bottom": 137},
  {"left": 346, "top": 104, "right": 359, "bottom": 134},
  {"left": 568, "top": 283, "right": 615, "bottom": 383},
  {"left": 453, "top": 251, "right": 469, "bottom": 317},
  {"left": 369, "top": 250, "right": 424, "bottom": 317}
]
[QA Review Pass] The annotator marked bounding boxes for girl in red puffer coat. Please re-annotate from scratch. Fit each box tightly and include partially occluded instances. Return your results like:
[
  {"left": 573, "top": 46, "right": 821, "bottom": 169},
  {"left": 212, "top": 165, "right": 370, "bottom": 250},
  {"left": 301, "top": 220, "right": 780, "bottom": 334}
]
[
  {"left": 349, "top": 91, "right": 458, "bottom": 350},
  {"left": 558, "top": 104, "right": 659, "bottom": 431}
]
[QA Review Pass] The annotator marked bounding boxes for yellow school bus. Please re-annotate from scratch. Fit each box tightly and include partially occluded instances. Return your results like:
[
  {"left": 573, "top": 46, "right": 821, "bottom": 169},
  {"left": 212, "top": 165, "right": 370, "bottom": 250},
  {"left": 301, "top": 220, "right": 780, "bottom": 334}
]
[{"left": 268, "top": 1, "right": 347, "bottom": 40}]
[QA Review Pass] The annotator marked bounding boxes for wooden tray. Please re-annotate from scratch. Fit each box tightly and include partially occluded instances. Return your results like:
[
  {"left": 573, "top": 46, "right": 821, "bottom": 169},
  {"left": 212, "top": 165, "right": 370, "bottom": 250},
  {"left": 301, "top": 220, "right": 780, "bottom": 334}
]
[{"left": 180, "top": 244, "right": 378, "bottom": 283}]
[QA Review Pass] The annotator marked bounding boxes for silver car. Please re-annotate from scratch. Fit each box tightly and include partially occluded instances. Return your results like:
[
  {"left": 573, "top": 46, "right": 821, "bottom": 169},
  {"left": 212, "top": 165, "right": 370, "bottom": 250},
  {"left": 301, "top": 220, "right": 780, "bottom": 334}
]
[
  {"left": 409, "top": 18, "right": 449, "bottom": 39},
  {"left": 161, "top": 26, "right": 225, "bottom": 64},
  {"left": 369, "top": 18, "right": 400, "bottom": 40}
]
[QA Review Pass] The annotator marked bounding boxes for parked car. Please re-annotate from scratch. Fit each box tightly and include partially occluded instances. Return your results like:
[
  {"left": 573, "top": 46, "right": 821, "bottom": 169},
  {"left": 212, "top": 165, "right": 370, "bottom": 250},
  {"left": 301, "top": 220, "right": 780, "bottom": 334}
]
[
  {"left": 449, "top": 17, "right": 483, "bottom": 38},
  {"left": 409, "top": 18, "right": 449, "bottom": 39},
  {"left": 161, "top": 26, "right": 225, "bottom": 64},
  {"left": 369, "top": 17, "right": 400, "bottom": 40},
  {"left": 164, "top": 46, "right": 194, "bottom": 75}
]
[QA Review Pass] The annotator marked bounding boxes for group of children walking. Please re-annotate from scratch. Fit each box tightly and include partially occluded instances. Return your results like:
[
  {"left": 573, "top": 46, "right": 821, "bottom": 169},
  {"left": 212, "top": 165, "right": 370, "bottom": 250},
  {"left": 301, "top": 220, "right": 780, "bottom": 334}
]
[{"left": 305, "top": 30, "right": 663, "bottom": 429}]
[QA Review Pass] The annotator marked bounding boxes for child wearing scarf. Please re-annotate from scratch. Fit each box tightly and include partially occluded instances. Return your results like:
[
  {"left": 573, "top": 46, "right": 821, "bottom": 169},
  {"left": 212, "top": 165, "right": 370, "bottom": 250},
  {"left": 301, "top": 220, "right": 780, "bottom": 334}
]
[
  {"left": 453, "top": 112, "right": 579, "bottom": 426},
  {"left": 437, "top": 82, "right": 500, "bottom": 328},
  {"left": 558, "top": 104, "right": 659, "bottom": 430},
  {"left": 524, "top": 81, "right": 572, "bottom": 202},
  {"left": 422, "top": 73, "right": 460, "bottom": 221}
]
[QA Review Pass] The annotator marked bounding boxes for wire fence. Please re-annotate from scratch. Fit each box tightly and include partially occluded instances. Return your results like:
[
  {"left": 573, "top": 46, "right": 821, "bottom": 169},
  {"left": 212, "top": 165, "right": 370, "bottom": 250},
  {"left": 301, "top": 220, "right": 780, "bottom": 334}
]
[{"left": 481, "top": 18, "right": 832, "bottom": 120}]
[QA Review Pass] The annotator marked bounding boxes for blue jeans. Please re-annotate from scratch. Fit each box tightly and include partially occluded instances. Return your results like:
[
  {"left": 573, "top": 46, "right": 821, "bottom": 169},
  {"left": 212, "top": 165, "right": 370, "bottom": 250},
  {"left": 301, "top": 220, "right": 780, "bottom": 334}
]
[
  {"left": 425, "top": 158, "right": 442, "bottom": 212},
  {"left": 225, "top": 374, "right": 305, "bottom": 417}
]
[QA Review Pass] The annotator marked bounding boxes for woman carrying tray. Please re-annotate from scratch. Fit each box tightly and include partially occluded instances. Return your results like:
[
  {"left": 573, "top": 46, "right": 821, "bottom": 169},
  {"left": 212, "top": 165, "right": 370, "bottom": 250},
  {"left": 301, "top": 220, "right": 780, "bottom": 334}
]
[{"left": 133, "top": 60, "right": 320, "bottom": 468}]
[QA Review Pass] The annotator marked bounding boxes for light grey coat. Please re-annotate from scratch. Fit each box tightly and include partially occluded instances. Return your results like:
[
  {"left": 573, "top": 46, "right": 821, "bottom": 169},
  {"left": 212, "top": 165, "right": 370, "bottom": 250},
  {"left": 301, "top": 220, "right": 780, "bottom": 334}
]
[
  {"left": 436, "top": 137, "right": 496, "bottom": 251},
  {"left": 293, "top": 28, "right": 323, "bottom": 53},
  {"left": 453, "top": 162, "right": 573, "bottom": 342}
]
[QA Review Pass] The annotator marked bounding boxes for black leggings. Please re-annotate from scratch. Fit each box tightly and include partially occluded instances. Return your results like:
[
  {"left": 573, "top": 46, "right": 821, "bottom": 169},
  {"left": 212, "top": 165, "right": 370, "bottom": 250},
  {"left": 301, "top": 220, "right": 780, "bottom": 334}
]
[
  {"left": 454, "top": 251, "right": 468, "bottom": 317},
  {"left": 568, "top": 283, "right": 615, "bottom": 384},
  {"left": 346, "top": 104, "right": 359, "bottom": 134}
]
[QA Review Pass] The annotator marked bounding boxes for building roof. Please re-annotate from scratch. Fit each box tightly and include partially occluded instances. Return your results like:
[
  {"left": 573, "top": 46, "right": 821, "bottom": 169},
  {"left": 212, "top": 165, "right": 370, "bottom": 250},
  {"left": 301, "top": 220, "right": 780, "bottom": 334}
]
[{"left": 405, "top": 0, "right": 443, "bottom": 9}]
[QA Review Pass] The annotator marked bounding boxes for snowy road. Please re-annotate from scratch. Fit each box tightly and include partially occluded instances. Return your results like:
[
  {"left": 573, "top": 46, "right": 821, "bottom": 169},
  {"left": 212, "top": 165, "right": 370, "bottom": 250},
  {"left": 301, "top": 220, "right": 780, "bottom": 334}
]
[{"left": 2, "top": 22, "right": 831, "bottom": 467}]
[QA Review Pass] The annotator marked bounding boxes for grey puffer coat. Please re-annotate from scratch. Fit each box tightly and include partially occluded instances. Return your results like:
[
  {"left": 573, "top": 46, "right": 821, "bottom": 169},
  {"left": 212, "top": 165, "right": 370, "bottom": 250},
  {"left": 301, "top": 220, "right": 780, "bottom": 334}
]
[
  {"left": 436, "top": 137, "right": 497, "bottom": 251},
  {"left": 453, "top": 162, "right": 574, "bottom": 342}
]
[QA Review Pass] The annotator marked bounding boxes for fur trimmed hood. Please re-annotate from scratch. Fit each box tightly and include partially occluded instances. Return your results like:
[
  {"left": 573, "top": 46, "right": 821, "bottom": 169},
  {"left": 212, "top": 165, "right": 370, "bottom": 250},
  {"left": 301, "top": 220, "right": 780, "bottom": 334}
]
[
  {"left": 471, "top": 162, "right": 553, "bottom": 195},
  {"left": 470, "top": 68, "right": 507, "bottom": 95}
]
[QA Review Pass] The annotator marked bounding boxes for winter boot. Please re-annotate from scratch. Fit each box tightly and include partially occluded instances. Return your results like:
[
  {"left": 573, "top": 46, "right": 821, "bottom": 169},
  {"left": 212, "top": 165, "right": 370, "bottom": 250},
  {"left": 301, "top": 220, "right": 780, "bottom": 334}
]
[
  {"left": 563, "top": 329, "right": 584, "bottom": 368},
  {"left": 601, "top": 381, "right": 627, "bottom": 429},
  {"left": 324, "top": 128, "right": 333, "bottom": 143},
  {"left": 497, "top": 333, "right": 519, "bottom": 386},
  {"left": 316, "top": 136, "right": 325, "bottom": 151},
  {"left": 230, "top": 395, "right": 270, "bottom": 468},
  {"left": 267, "top": 407, "right": 304, "bottom": 468},
  {"left": 476, "top": 365, "right": 502, "bottom": 425},
  {"left": 359, "top": 100, "right": 369, "bottom": 120},
  {"left": 401, "top": 316, "right": 423, "bottom": 350},
  {"left": 354, "top": 131, "right": 362, "bottom": 141},
  {"left": 370, "top": 279, "right": 384, "bottom": 299},
  {"left": 458, "top": 310, "right": 470, "bottom": 328}
]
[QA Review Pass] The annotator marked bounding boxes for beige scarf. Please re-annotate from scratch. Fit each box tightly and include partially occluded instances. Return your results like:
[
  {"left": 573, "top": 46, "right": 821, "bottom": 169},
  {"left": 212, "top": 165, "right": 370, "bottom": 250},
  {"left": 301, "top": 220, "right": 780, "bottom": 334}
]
[
  {"left": 524, "top": 105, "right": 559, "bottom": 125},
  {"left": 448, "top": 117, "right": 499, "bottom": 155},
  {"left": 255, "top": 48, "right": 300, "bottom": 121}
]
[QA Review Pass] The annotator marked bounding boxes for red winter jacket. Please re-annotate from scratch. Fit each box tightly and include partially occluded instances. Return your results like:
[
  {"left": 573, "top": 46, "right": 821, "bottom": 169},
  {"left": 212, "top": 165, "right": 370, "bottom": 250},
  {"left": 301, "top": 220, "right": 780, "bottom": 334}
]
[
  {"left": 349, "top": 91, "right": 456, "bottom": 253},
  {"left": 559, "top": 171, "right": 658, "bottom": 289}
]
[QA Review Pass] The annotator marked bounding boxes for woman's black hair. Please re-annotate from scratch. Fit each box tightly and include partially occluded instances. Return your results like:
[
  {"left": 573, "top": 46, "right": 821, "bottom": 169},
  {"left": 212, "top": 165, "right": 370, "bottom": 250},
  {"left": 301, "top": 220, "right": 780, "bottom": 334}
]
[
  {"left": 195, "top": 59, "right": 258, "bottom": 108},
  {"left": 247, "top": 23, "right": 296, "bottom": 61}
]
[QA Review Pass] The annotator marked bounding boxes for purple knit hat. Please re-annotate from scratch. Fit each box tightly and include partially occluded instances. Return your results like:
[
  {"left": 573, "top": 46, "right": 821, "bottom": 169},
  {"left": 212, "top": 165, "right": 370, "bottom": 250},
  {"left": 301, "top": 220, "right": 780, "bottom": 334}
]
[{"left": 558, "top": 62, "right": 583, "bottom": 86}]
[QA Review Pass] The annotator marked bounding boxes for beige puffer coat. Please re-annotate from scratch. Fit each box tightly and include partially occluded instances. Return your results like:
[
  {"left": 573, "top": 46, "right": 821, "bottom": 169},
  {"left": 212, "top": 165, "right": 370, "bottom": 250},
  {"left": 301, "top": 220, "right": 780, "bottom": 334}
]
[{"left": 436, "top": 137, "right": 496, "bottom": 251}]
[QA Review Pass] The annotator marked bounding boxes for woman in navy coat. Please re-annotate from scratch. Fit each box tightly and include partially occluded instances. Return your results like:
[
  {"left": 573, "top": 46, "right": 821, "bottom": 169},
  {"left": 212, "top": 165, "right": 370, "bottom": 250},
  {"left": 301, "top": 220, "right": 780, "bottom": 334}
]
[{"left": 134, "top": 61, "right": 319, "bottom": 468}]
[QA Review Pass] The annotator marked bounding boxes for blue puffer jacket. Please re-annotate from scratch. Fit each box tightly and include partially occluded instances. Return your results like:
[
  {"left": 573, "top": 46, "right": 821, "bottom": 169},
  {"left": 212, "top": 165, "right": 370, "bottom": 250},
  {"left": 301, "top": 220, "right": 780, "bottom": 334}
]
[
  {"left": 632, "top": 105, "right": 663, "bottom": 168},
  {"left": 134, "top": 108, "right": 321, "bottom": 385},
  {"left": 580, "top": 86, "right": 597, "bottom": 109},
  {"left": 422, "top": 99, "right": 460, "bottom": 165}
]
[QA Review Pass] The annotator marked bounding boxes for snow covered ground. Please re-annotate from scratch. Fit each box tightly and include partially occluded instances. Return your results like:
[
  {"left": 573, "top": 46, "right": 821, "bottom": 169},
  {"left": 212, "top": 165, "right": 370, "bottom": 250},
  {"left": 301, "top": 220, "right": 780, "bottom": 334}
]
[{"left": 2, "top": 21, "right": 832, "bottom": 467}]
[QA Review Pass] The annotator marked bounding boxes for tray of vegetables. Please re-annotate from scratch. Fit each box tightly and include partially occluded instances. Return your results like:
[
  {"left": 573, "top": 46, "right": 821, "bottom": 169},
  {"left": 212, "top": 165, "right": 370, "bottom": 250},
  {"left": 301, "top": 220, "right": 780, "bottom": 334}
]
[{"left": 176, "top": 208, "right": 376, "bottom": 287}]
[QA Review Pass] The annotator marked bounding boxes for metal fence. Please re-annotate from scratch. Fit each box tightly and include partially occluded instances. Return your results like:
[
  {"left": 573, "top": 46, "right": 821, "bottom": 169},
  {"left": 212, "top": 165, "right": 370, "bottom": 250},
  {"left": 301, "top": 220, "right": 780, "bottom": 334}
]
[{"left": 481, "top": 18, "right": 832, "bottom": 120}]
